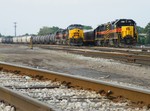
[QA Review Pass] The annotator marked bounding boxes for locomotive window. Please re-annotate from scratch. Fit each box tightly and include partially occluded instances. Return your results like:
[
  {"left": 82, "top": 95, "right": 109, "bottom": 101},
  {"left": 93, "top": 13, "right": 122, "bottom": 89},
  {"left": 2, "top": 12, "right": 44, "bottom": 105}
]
[
  {"left": 111, "top": 25, "right": 114, "bottom": 29},
  {"left": 117, "top": 20, "right": 135, "bottom": 26},
  {"left": 67, "top": 24, "right": 83, "bottom": 30},
  {"left": 121, "top": 21, "right": 125, "bottom": 23}
]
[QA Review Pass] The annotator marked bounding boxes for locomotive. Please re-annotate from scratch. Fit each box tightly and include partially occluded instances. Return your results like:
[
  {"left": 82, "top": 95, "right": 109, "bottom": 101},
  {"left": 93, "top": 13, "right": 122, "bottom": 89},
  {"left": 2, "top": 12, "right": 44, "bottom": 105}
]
[
  {"left": 0, "top": 19, "right": 138, "bottom": 47},
  {"left": 93, "top": 19, "right": 138, "bottom": 47},
  {"left": 66, "top": 24, "right": 84, "bottom": 45},
  {"left": 31, "top": 24, "right": 85, "bottom": 46}
]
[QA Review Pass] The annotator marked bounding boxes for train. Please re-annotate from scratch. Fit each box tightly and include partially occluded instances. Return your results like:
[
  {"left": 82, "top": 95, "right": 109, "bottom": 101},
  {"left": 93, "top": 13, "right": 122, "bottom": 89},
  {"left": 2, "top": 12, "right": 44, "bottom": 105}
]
[{"left": 0, "top": 19, "right": 138, "bottom": 47}]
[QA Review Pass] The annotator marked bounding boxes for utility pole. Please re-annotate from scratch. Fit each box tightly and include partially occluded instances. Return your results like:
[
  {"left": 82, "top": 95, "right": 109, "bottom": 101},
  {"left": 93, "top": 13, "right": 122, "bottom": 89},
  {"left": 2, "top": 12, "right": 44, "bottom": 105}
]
[{"left": 14, "top": 22, "right": 17, "bottom": 37}]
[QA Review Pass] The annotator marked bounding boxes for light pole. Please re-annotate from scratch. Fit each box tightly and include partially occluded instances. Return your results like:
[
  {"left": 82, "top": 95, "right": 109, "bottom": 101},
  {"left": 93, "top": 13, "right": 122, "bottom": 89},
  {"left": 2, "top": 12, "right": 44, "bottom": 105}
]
[{"left": 14, "top": 22, "right": 17, "bottom": 37}]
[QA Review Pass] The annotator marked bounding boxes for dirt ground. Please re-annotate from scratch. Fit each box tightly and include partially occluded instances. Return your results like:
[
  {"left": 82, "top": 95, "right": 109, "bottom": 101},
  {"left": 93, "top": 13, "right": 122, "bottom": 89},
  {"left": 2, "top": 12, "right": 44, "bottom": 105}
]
[{"left": 0, "top": 44, "right": 150, "bottom": 89}]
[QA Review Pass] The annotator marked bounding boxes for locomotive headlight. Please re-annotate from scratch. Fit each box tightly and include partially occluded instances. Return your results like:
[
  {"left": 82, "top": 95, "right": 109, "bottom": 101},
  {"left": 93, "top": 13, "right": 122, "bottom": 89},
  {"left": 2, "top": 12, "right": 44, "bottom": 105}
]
[
  {"left": 74, "top": 32, "right": 79, "bottom": 36},
  {"left": 126, "top": 27, "right": 130, "bottom": 31}
]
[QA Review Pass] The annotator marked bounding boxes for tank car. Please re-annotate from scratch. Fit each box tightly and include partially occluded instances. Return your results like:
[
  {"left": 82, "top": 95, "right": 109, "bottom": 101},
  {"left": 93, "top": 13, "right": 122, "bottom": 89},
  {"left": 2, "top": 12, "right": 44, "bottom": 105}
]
[
  {"left": 21, "top": 36, "right": 31, "bottom": 44},
  {"left": 12, "top": 37, "right": 18, "bottom": 43},
  {"left": 17, "top": 36, "right": 22, "bottom": 43},
  {"left": 32, "top": 34, "right": 54, "bottom": 44},
  {"left": 8, "top": 37, "right": 13, "bottom": 43},
  {"left": 41, "top": 35, "right": 46, "bottom": 44},
  {"left": 36, "top": 36, "right": 41, "bottom": 44},
  {"left": 1, "top": 37, "right": 13, "bottom": 44},
  {"left": 21, "top": 36, "right": 28, "bottom": 44},
  {"left": 49, "top": 34, "right": 55, "bottom": 44},
  {"left": 32, "top": 36, "right": 36, "bottom": 44},
  {"left": 2, "top": 38, "right": 5, "bottom": 43},
  {"left": 26, "top": 36, "right": 31, "bottom": 44}
]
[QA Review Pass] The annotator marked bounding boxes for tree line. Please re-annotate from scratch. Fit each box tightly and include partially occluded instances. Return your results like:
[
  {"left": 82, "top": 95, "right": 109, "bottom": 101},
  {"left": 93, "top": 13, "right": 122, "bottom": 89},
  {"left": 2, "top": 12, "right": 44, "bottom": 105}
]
[
  {"left": 37, "top": 25, "right": 92, "bottom": 35},
  {"left": 137, "top": 22, "right": 150, "bottom": 45}
]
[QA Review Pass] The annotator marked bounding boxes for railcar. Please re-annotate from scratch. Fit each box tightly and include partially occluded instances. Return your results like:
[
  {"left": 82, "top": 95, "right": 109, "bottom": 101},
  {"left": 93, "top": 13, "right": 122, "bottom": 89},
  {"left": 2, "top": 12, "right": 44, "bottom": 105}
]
[
  {"left": 21, "top": 36, "right": 27, "bottom": 43},
  {"left": 32, "top": 36, "right": 39, "bottom": 44},
  {"left": 42, "top": 35, "right": 49, "bottom": 44},
  {"left": 12, "top": 36, "right": 31, "bottom": 44},
  {"left": 1, "top": 37, "right": 13, "bottom": 44},
  {"left": 26, "top": 36, "right": 31, "bottom": 43},
  {"left": 36, "top": 36, "right": 41, "bottom": 44},
  {"left": 49, "top": 34, "right": 55, "bottom": 44},
  {"left": 32, "top": 34, "right": 55, "bottom": 44},
  {"left": 2, "top": 37, "right": 6, "bottom": 43},
  {"left": 83, "top": 30, "right": 95, "bottom": 45},
  {"left": 12, "top": 37, "right": 18, "bottom": 43},
  {"left": 55, "top": 29, "right": 64, "bottom": 44},
  {"left": 39, "top": 36, "right": 44, "bottom": 44},
  {"left": 39, "top": 35, "right": 53, "bottom": 44},
  {"left": 17, "top": 36, "right": 22, "bottom": 43},
  {"left": 32, "top": 36, "right": 36, "bottom": 44},
  {"left": 54, "top": 29, "right": 68, "bottom": 45},
  {"left": 94, "top": 19, "right": 138, "bottom": 46},
  {"left": 21, "top": 36, "right": 31, "bottom": 44}
]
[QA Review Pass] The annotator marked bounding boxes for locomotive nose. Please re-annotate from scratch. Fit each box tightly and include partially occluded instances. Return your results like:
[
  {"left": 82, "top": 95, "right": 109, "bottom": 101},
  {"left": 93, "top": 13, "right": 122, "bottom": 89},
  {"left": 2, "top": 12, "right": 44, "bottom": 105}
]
[
  {"left": 121, "top": 26, "right": 134, "bottom": 38},
  {"left": 126, "top": 27, "right": 131, "bottom": 35}
]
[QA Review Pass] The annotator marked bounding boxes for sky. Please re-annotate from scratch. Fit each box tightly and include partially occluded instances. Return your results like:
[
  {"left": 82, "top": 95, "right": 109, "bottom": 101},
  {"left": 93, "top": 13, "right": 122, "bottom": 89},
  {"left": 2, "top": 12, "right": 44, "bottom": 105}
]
[{"left": 0, "top": 0, "right": 150, "bottom": 36}]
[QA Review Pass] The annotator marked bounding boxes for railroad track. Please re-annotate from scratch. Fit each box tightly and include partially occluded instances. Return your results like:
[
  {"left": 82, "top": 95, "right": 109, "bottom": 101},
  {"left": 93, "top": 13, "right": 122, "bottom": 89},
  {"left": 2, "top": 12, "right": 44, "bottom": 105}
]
[
  {"left": 0, "top": 62, "right": 150, "bottom": 111},
  {"left": 0, "top": 86, "right": 53, "bottom": 111},
  {"left": 37, "top": 45, "right": 150, "bottom": 66},
  {"left": 35, "top": 44, "right": 150, "bottom": 55}
]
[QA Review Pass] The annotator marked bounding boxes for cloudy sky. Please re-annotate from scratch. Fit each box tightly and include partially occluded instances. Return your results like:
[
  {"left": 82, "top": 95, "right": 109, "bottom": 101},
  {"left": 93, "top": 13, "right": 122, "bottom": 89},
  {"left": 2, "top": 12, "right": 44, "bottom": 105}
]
[{"left": 0, "top": 0, "right": 149, "bottom": 36}]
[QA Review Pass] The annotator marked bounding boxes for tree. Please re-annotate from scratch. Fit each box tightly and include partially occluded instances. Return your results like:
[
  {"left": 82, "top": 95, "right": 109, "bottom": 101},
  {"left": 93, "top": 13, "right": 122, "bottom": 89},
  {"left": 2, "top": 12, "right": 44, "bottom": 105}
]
[
  {"left": 25, "top": 33, "right": 29, "bottom": 36},
  {"left": 144, "top": 22, "right": 150, "bottom": 44},
  {"left": 136, "top": 26, "right": 146, "bottom": 44},
  {"left": 83, "top": 25, "right": 93, "bottom": 30},
  {"left": 38, "top": 26, "right": 59, "bottom": 35},
  {"left": 136, "top": 26, "right": 144, "bottom": 33}
]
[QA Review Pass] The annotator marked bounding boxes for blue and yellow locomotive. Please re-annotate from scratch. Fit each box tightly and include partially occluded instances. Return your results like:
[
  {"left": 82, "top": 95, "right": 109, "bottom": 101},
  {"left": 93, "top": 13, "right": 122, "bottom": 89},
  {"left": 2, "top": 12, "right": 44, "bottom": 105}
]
[{"left": 67, "top": 24, "right": 84, "bottom": 45}]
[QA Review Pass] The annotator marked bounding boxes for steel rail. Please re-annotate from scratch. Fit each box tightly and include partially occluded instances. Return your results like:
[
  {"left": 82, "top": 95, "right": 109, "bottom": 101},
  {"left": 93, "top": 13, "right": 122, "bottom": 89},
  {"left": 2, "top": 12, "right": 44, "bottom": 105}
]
[
  {"left": 72, "top": 49, "right": 150, "bottom": 65},
  {"left": 42, "top": 46, "right": 150, "bottom": 65},
  {"left": 38, "top": 44, "right": 150, "bottom": 54},
  {"left": 0, "top": 86, "right": 54, "bottom": 111},
  {"left": 0, "top": 62, "right": 150, "bottom": 106}
]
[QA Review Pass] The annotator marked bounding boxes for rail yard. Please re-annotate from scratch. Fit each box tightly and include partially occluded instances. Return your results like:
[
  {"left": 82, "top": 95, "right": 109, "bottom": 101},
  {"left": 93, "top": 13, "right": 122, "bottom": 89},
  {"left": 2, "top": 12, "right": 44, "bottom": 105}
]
[
  {"left": 1, "top": 0, "right": 150, "bottom": 110},
  {"left": 0, "top": 44, "right": 150, "bottom": 111}
]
